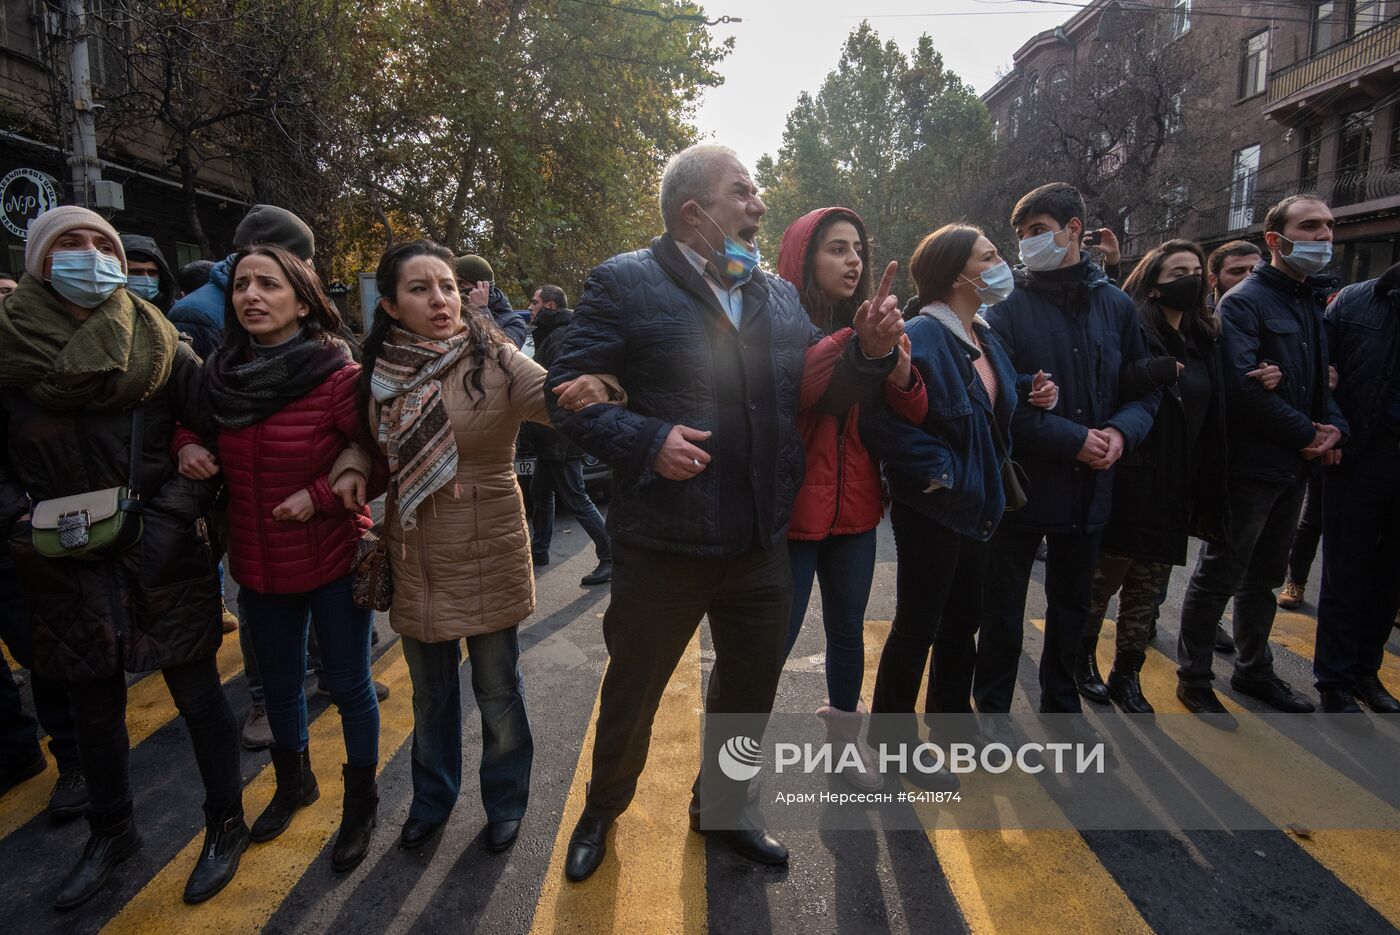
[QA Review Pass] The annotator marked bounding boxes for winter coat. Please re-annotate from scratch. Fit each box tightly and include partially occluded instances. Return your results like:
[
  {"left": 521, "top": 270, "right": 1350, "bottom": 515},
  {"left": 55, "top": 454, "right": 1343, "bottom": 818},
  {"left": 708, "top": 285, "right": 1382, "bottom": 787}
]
[
  {"left": 167, "top": 255, "right": 231, "bottom": 360},
  {"left": 1218, "top": 260, "right": 1348, "bottom": 484},
  {"left": 983, "top": 259, "right": 1159, "bottom": 534},
  {"left": 546, "top": 234, "right": 894, "bottom": 557},
  {"left": 0, "top": 343, "right": 222, "bottom": 681},
  {"left": 336, "top": 343, "right": 550, "bottom": 642},
  {"left": 1325, "top": 263, "right": 1400, "bottom": 456},
  {"left": 1100, "top": 321, "right": 1230, "bottom": 565},
  {"left": 862, "top": 306, "right": 1023, "bottom": 541},
  {"left": 488, "top": 286, "right": 529, "bottom": 349},
  {"left": 521, "top": 306, "right": 579, "bottom": 461},
  {"left": 204, "top": 364, "right": 373, "bottom": 594},
  {"left": 120, "top": 234, "right": 177, "bottom": 314}
]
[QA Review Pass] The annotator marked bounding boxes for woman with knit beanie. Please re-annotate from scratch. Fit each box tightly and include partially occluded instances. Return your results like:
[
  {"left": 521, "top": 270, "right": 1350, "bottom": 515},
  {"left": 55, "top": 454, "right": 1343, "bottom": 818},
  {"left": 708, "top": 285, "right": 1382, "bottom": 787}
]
[
  {"left": 174, "top": 244, "right": 383, "bottom": 872},
  {"left": 0, "top": 206, "right": 245, "bottom": 909}
]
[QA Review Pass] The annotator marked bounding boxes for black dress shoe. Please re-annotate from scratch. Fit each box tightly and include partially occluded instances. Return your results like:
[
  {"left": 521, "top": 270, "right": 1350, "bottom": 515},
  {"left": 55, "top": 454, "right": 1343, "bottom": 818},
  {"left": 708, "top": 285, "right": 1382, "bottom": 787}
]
[
  {"left": 580, "top": 561, "right": 612, "bottom": 586},
  {"left": 1176, "top": 685, "right": 1238, "bottom": 730},
  {"left": 1214, "top": 623, "right": 1236, "bottom": 653},
  {"left": 183, "top": 806, "right": 250, "bottom": 904},
  {"left": 400, "top": 817, "right": 444, "bottom": 850},
  {"left": 1230, "top": 676, "right": 1315, "bottom": 713},
  {"left": 1353, "top": 676, "right": 1400, "bottom": 714},
  {"left": 1075, "top": 648, "right": 1111, "bottom": 705},
  {"left": 485, "top": 819, "right": 521, "bottom": 853},
  {"left": 565, "top": 812, "right": 612, "bottom": 882},
  {"left": 691, "top": 815, "right": 788, "bottom": 866},
  {"left": 532, "top": 552, "right": 550, "bottom": 567},
  {"left": 0, "top": 750, "right": 45, "bottom": 798},
  {"left": 48, "top": 770, "right": 89, "bottom": 820},
  {"left": 55, "top": 813, "right": 142, "bottom": 911},
  {"left": 1320, "top": 688, "right": 1363, "bottom": 713}
]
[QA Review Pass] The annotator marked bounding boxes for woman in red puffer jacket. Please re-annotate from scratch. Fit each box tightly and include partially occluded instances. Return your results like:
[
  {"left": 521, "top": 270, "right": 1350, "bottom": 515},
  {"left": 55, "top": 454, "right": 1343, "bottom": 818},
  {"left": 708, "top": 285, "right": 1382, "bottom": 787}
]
[
  {"left": 175, "top": 244, "right": 380, "bottom": 874},
  {"left": 776, "top": 208, "right": 926, "bottom": 791}
]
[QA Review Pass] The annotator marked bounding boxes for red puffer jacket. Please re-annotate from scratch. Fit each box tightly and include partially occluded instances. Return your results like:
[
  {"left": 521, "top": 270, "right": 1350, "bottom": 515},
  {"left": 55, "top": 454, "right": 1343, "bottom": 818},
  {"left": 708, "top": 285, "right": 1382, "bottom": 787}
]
[{"left": 214, "top": 364, "right": 372, "bottom": 594}]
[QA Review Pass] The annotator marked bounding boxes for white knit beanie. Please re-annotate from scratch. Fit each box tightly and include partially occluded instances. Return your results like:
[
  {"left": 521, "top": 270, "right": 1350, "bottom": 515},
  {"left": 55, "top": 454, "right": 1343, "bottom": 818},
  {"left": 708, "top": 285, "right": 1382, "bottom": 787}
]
[{"left": 23, "top": 205, "right": 127, "bottom": 280}]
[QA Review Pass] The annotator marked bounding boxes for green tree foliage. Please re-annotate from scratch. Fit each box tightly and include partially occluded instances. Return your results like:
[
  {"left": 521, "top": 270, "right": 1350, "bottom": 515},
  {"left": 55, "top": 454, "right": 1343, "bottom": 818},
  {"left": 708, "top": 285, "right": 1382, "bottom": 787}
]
[{"left": 757, "top": 22, "right": 992, "bottom": 291}]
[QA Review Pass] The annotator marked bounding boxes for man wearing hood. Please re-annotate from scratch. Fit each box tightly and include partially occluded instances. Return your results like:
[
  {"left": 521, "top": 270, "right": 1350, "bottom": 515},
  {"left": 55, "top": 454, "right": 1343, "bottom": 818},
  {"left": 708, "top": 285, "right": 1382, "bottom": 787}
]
[
  {"left": 120, "top": 234, "right": 176, "bottom": 314},
  {"left": 454, "top": 254, "right": 529, "bottom": 348}
]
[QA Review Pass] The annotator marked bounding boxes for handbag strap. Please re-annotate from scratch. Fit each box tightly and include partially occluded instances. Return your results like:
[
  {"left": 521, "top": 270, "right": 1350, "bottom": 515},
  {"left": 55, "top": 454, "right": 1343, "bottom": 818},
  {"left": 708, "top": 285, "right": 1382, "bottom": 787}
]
[{"left": 127, "top": 408, "right": 144, "bottom": 500}]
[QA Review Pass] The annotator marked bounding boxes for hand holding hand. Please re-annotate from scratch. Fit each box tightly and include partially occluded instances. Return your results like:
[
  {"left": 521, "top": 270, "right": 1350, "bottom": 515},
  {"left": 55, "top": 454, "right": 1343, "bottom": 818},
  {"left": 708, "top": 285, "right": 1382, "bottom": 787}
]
[
  {"left": 1087, "top": 427, "right": 1126, "bottom": 471},
  {"left": 1300, "top": 423, "right": 1342, "bottom": 460},
  {"left": 177, "top": 444, "right": 219, "bottom": 481},
  {"left": 272, "top": 488, "right": 315, "bottom": 522},
  {"left": 1076, "top": 428, "right": 1111, "bottom": 465}
]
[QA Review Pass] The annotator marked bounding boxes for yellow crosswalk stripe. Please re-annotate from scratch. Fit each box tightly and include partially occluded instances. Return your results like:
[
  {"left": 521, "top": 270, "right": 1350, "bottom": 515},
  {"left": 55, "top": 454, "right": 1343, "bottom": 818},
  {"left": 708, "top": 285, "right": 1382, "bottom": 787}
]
[
  {"left": 530, "top": 632, "right": 707, "bottom": 935},
  {"left": 102, "top": 642, "right": 414, "bottom": 935},
  {"left": 862, "top": 620, "right": 1153, "bottom": 935},
  {"left": 0, "top": 637, "right": 245, "bottom": 842},
  {"left": 1087, "top": 618, "right": 1400, "bottom": 928},
  {"left": 1268, "top": 608, "right": 1400, "bottom": 687}
]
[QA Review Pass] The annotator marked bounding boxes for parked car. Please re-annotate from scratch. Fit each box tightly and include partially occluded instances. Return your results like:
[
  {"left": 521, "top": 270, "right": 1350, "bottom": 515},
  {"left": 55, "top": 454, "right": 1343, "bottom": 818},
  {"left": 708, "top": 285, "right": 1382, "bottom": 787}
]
[{"left": 514, "top": 429, "right": 612, "bottom": 507}]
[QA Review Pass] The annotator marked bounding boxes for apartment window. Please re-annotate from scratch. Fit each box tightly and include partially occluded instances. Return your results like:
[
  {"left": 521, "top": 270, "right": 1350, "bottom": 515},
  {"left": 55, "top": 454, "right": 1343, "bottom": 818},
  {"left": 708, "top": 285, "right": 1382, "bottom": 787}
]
[
  {"left": 1352, "top": 0, "right": 1384, "bottom": 34},
  {"left": 1300, "top": 121, "right": 1323, "bottom": 189},
  {"left": 1171, "top": 0, "right": 1191, "bottom": 38},
  {"left": 1048, "top": 64, "right": 1070, "bottom": 95},
  {"left": 1313, "top": 1, "right": 1341, "bottom": 52},
  {"left": 1239, "top": 30, "right": 1269, "bottom": 99},
  {"left": 85, "top": 0, "right": 127, "bottom": 93},
  {"left": 1166, "top": 90, "right": 1184, "bottom": 134},
  {"left": 1, "top": 0, "right": 39, "bottom": 57},
  {"left": 1389, "top": 102, "right": 1400, "bottom": 166},
  {"left": 1229, "top": 143, "right": 1261, "bottom": 230},
  {"left": 175, "top": 242, "right": 202, "bottom": 269},
  {"left": 1339, "top": 109, "right": 1374, "bottom": 172}
]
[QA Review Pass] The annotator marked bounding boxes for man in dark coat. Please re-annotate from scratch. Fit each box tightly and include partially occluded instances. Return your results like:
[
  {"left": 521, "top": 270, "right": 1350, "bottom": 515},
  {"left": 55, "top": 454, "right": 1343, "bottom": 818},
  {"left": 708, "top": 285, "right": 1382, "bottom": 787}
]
[
  {"left": 120, "top": 234, "right": 176, "bottom": 313},
  {"left": 977, "top": 182, "right": 1159, "bottom": 718},
  {"left": 1313, "top": 262, "right": 1400, "bottom": 713},
  {"left": 1178, "top": 195, "right": 1347, "bottom": 720},
  {"left": 547, "top": 143, "right": 903, "bottom": 883},
  {"left": 454, "top": 254, "right": 529, "bottom": 348}
]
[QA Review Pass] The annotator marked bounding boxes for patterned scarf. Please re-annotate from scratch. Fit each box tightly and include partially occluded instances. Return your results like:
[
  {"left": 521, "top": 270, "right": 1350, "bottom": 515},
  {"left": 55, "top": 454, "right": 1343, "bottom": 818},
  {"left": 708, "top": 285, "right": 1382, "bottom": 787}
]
[
  {"left": 207, "top": 331, "right": 353, "bottom": 429},
  {"left": 370, "top": 326, "right": 472, "bottom": 530}
]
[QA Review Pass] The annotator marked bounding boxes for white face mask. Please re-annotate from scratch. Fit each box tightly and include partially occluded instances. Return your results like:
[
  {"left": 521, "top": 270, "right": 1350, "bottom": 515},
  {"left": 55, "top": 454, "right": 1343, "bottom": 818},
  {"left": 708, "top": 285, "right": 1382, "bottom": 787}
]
[
  {"left": 961, "top": 260, "right": 1015, "bottom": 305},
  {"left": 1018, "top": 228, "right": 1070, "bottom": 272},
  {"left": 1277, "top": 236, "right": 1333, "bottom": 275}
]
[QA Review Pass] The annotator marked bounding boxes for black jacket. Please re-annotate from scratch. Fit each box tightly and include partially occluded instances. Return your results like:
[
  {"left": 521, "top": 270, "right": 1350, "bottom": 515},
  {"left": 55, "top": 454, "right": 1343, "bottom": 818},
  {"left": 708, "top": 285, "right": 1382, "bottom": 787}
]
[
  {"left": 488, "top": 286, "right": 529, "bottom": 349},
  {"left": 1325, "top": 263, "right": 1400, "bottom": 456},
  {"left": 1101, "top": 321, "right": 1230, "bottom": 565},
  {"left": 120, "top": 234, "right": 176, "bottom": 314},
  {"left": 1218, "top": 260, "right": 1348, "bottom": 484},
  {"left": 0, "top": 343, "right": 223, "bottom": 681},
  {"left": 547, "top": 234, "right": 892, "bottom": 557},
  {"left": 523, "top": 306, "right": 577, "bottom": 461},
  {"left": 983, "top": 259, "right": 1160, "bottom": 534}
]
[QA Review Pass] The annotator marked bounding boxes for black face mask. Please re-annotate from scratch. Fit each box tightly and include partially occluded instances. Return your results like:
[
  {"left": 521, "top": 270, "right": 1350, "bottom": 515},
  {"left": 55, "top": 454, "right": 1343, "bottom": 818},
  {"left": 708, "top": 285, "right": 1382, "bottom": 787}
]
[{"left": 1154, "top": 274, "right": 1204, "bottom": 312}]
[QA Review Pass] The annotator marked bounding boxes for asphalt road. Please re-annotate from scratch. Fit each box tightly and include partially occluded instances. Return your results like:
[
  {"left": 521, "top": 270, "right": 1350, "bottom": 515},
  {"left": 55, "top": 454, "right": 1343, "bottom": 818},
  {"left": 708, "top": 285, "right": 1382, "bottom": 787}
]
[{"left": 2, "top": 504, "right": 1397, "bottom": 934}]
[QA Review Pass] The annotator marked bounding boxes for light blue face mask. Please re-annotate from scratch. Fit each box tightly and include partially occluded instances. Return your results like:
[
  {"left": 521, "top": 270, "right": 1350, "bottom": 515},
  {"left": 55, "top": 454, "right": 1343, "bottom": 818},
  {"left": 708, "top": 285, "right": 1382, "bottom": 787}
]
[
  {"left": 696, "top": 205, "right": 761, "bottom": 284},
  {"left": 126, "top": 274, "right": 161, "bottom": 301},
  {"left": 48, "top": 249, "right": 127, "bottom": 309},
  {"left": 1018, "top": 228, "right": 1070, "bottom": 272},
  {"left": 1278, "top": 236, "right": 1333, "bottom": 275},
  {"left": 963, "top": 260, "right": 1015, "bottom": 304}
]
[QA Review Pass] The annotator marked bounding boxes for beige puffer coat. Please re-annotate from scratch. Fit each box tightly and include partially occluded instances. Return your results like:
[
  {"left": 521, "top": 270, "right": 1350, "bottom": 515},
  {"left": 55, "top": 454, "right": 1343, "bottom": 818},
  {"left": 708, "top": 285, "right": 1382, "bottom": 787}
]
[{"left": 338, "top": 344, "right": 550, "bottom": 643}]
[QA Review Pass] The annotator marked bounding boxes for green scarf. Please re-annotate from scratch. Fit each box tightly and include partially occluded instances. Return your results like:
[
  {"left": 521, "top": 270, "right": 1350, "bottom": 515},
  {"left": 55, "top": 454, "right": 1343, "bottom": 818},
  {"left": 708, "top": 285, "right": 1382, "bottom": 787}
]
[{"left": 0, "top": 275, "right": 179, "bottom": 411}]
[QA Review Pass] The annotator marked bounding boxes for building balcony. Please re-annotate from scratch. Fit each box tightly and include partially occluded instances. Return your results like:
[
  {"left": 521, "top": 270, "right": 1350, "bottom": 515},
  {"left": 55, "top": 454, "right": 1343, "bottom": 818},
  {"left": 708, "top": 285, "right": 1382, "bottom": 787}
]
[{"left": 1266, "top": 17, "right": 1400, "bottom": 120}]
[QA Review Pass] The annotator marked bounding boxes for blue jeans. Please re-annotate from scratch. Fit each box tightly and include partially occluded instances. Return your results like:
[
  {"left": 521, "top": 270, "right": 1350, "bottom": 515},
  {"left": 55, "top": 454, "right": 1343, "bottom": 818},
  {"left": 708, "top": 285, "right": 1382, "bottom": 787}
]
[
  {"left": 239, "top": 574, "right": 379, "bottom": 766},
  {"left": 529, "top": 458, "right": 611, "bottom": 561},
  {"left": 783, "top": 531, "right": 876, "bottom": 712},
  {"left": 400, "top": 627, "right": 533, "bottom": 823}
]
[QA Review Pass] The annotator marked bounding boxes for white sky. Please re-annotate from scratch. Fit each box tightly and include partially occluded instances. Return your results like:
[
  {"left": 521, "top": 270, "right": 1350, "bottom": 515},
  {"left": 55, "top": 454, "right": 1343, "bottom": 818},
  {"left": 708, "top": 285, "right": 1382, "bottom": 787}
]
[{"left": 693, "top": 0, "right": 1073, "bottom": 172}]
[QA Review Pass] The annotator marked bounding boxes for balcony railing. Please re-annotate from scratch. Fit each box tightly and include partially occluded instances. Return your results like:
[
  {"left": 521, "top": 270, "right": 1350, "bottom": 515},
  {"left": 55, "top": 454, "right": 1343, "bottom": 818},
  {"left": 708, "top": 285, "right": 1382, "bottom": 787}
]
[
  {"left": 1267, "top": 17, "right": 1400, "bottom": 107},
  {"left": 1186, "top": 155, "right": 1400, "bottom": 242}
]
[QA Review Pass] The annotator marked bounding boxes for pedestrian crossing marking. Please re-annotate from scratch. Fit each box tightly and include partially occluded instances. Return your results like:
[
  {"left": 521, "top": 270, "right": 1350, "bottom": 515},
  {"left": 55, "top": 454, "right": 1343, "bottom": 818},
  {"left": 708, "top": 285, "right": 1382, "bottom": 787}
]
[
  {"left": 530, "top": 632, "right": 707, "bottom": 934},
  {"left": 102, "top": 642, "right": 413, "bottom": 935},
  {"left": 862, "top": 620, "right": 1153, "bottom": 935},
  {"left": 1269, "top": 608, "right": 1400, "bottom": 687}
]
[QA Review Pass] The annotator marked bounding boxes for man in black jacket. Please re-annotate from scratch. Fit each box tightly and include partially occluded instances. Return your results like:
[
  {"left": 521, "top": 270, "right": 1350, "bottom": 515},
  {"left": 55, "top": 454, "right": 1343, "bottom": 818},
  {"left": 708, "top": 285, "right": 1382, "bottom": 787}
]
[
  {"left": 524, "top": 284, "right": 612, "bottom": 586},
  {"left": 547, "top": 143, "right": 902, "bottom": 882},
  {"left": 979, "top": 183, "right": 1159, "bottom": 718},
  {"left": 1313, "top": 264, "right": 1400, "bottom": 713},
  {"left": 454, "top": 254, "right": 529, "bottom": 348},
  {"left": 1178, "top": 195, "right": 1347, "bottom": 721}
]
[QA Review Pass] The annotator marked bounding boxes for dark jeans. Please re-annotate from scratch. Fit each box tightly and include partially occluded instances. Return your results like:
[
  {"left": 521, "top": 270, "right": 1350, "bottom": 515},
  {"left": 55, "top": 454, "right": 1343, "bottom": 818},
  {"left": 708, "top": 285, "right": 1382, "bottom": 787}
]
[
  {"left": 529, "top": 458, "right": 611, "bottom": 561},
  {"left": 872, "top": 502, "right": 988, "bottom": 718},
  {"left": 67, "top": 653, "right": 240, "bottom": 818},
  {"left": 400, "top": 627, "right": 533, "bottom": 823},
  {"left": 784, "top": 529, "right": 877, "bottom": 712},
  {"left": 1086, "top": 552, "right": 1173, "bottom": 661},
  {"left": 1315, "top": 437, "right": 1400, "bottom": 690},
  {"left": 1178, "top": 477, "right": 1306, "bottom": 688},
  {"left": 239, "top": 574, "right": 379, "bottom": 766},
  {"left": 584, "top": 542, "right": 790, "bottom": 826},
  {"left": 238, "top": 603, "right": 320, "bottom": 706},
  {"left": 975, "top": 526, "right": 1103, "bottom": 713},
  {"left": 1286, "top": 473, "right": 1324, "bottom": 587},
  {"left": 0, "top": 565, "right": 79, "bottom": 773}
]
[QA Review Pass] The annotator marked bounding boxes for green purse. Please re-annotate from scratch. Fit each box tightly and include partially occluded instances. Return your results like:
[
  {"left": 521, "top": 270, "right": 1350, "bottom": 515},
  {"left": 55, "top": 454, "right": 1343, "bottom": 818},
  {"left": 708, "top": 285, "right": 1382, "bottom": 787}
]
[{"left": 30, "top": 410, "right": 146, "bottom": 560}]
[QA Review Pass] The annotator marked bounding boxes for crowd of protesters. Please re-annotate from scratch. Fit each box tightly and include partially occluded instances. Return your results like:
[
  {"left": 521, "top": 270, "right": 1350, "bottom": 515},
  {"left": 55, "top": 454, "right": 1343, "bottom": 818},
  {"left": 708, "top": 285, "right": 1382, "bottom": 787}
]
[{"left": 0, "top": 140, "right": 1396, "bottom": 907}]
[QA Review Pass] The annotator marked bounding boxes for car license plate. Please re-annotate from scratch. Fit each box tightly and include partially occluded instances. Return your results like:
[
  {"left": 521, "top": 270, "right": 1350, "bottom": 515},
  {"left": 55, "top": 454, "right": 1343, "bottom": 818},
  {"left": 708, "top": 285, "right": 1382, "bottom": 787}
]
[{"left": 516, "top": 459, "right": 534, "bottom": 476}]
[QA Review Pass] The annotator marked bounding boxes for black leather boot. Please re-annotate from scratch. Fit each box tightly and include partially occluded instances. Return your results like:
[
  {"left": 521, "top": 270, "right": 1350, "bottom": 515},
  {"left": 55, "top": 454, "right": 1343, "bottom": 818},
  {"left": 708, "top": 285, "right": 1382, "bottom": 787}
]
[
  {"left": 1075, "top": 640, "right": 1111, "bottom": 705},
  {"left": 55, "top": 807, "right": 142, "bottom": 911},
  {"left": 183, "top": 801, "right": 251, "bottom": 904},
  {"left": 331, "top": 763, "right": 378, "bottom": 872},
  {"left": 1106, "top": 652, "right": 1154, "bottom": 714},
  {"left": 250, "top": 747, "right": 319, "bottom": 842}
]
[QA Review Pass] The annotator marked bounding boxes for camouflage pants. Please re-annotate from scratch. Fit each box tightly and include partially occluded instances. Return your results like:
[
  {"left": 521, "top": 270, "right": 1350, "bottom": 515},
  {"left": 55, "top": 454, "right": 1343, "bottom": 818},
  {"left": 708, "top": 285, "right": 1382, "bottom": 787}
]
[{"left": 1084, "top": 552, "right": 1172, "bottom": 663}]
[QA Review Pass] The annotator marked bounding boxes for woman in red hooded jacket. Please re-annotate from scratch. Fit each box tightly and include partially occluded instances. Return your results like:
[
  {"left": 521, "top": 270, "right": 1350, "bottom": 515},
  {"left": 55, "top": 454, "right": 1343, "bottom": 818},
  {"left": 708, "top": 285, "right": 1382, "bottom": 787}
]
[
  {"left": 777, "top": 208, "right": 926, "bottom": 791},
  {"left": 175, "top": 244, "right": 381, "bottom": 874}
]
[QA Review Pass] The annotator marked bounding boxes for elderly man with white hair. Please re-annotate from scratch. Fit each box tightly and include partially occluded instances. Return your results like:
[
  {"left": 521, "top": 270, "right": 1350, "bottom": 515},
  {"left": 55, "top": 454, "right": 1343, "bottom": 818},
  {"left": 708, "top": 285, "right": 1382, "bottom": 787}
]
[{"left": 547, "top": 143, "right": 905, "bottom": 882}]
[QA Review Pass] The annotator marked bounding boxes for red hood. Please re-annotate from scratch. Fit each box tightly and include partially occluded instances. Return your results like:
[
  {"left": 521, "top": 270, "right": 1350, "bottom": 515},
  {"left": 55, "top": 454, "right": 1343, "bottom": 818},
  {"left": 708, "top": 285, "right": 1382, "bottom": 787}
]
[{"left": 777, "top": 207, "right": 866, "bottom": 290}]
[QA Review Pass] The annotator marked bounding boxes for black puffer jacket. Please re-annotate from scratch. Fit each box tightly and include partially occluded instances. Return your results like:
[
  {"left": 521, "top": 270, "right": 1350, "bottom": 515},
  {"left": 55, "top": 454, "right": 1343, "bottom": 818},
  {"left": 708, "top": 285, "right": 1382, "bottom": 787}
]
[
  {"left": 547, "top": 234, "right": 892, "bottom": 557},
  {"left": 522, "top": 306, "right": 577, "bottom": 461},
  {"left": 120, "top": 234, "right": 177, "bottom": 314},
  {"left": 1326, "top": 263, "right": 1400, "bottom": 455},
  {"left": 0, "top": 343, "right": 222, "bottom": 682}
]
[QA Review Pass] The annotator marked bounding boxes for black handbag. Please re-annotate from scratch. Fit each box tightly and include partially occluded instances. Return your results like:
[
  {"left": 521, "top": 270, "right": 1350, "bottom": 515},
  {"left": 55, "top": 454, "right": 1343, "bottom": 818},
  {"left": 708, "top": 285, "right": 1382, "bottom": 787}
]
[{"left": 989, "top": 411, "right": 1028, "bottom": 512}]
